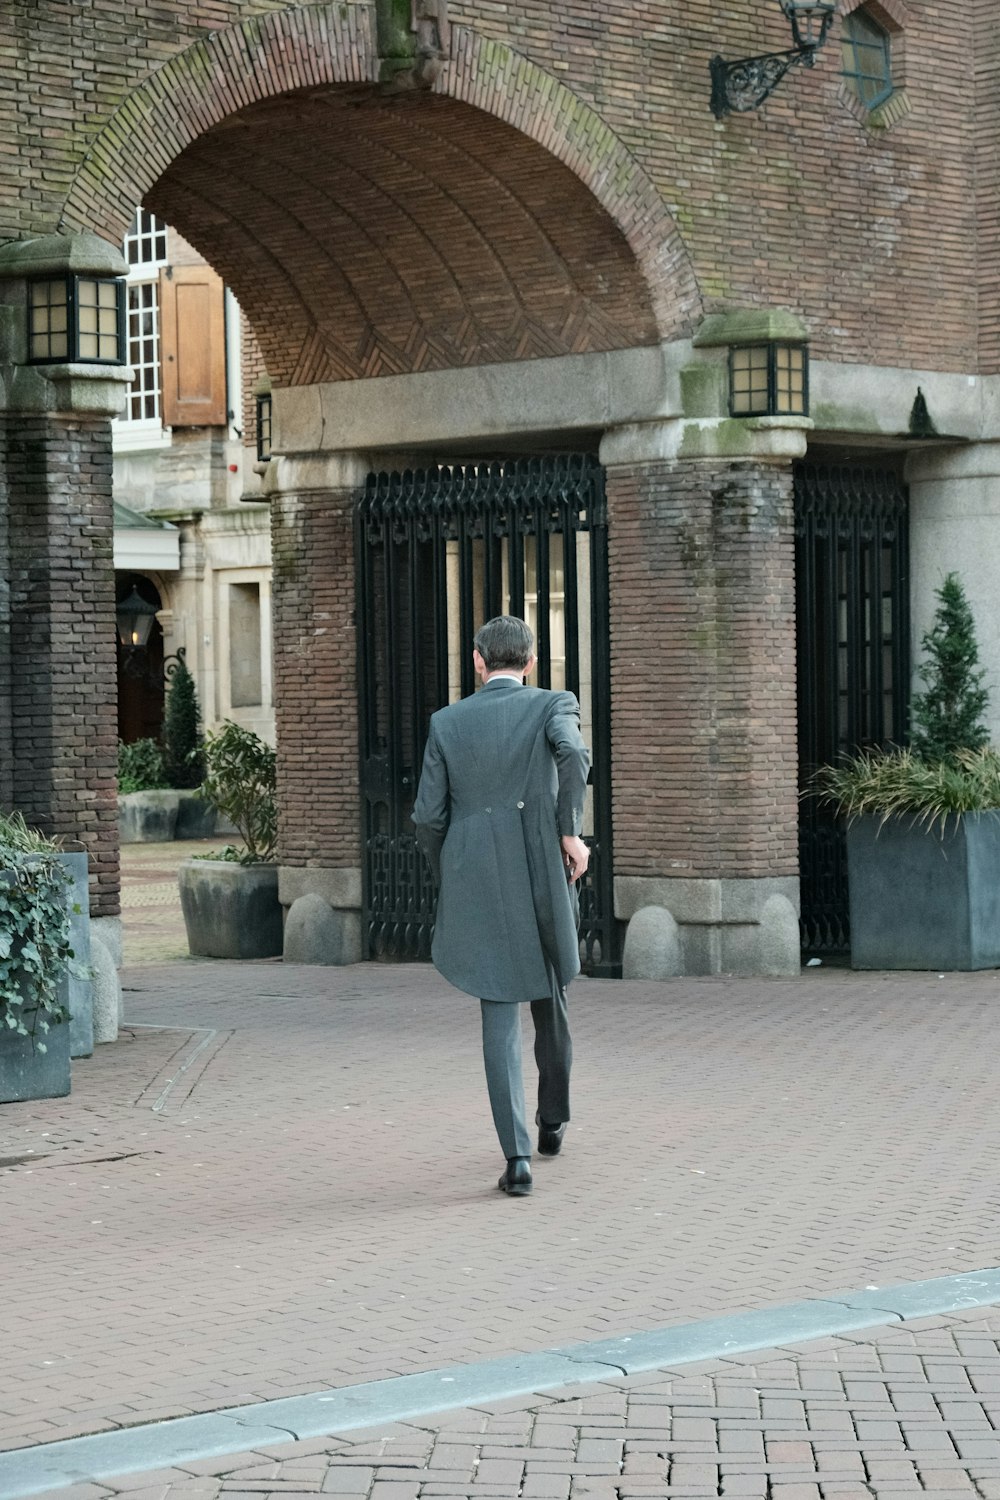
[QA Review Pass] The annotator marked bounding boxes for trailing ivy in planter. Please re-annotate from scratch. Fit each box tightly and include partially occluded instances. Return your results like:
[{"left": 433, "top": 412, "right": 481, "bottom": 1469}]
[{"left": 0, "top": 812, "right": 74, "bottom": 1102}]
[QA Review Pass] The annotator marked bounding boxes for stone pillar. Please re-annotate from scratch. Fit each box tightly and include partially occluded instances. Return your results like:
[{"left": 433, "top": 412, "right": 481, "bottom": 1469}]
[
  {"left": 600, "top": 417, "right": 806, "bottom": 975},
  {"left": 266, "top": 453, "right": 368, "bottom": 963},
  {"left": 906, "top": 443, "right": 1000, "bottom": 744},
  {"left": 0, "top": 234, "right": 131, "bottom": 923}
]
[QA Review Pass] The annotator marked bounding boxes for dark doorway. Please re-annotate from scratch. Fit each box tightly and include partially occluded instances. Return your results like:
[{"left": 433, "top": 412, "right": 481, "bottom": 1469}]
[
  {"left": 356, "top": 453, "right": 619, "bottom": 976},
  {"left": 116, "top": 573, "right": 165, "bottom": 744},
  {"left": 795, "top": 458, "right": 910, "bottom": 954}
]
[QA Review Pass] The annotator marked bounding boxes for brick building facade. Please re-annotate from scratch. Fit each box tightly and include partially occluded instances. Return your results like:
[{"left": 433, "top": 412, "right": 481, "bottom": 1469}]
[{"left": 1, "top": 1, "right": 998, "bottom": 970}]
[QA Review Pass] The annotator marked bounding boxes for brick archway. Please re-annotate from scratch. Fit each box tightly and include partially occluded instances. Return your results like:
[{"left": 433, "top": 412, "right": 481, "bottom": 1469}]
[{"left": 60, "top": 8, "right": 701, "bottom": 373}]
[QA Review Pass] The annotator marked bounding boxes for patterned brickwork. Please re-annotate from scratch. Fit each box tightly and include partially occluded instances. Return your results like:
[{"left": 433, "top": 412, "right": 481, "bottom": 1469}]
[
  {"left": 4, "top": 960, "right": 1000, "bottom": 1452},
  {"left": 606, "top": 458, "right": 798, "bottom": 881},
  {"left": 270, "top": 488, "right": 361, "bottom": 869},
  {"left": 51, "top": 1310, "right": 1000, "bottom": 1500},
  {"left": 147, "top": 87, "right": 662, "bottom": 385},
  {"left": 0, "top": 415, "right": 120, "bottom": 916}
]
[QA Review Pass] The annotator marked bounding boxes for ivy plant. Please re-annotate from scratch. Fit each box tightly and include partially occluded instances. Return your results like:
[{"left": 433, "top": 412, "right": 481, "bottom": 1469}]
[{"left": 0, "top": 812, "right": 74, "bottom": 1051}]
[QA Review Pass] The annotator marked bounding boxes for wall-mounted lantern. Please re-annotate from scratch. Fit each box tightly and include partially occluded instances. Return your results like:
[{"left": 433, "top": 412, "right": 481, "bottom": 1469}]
[
  {"left": 256, "top": 391, "right": 273, "bottom": 464},
  {"left": 692, "top": 309, "right": 811, "bottom": 419},
  {"left": 27, "top": 274, "right": 126, "bottom": 365},
  {"left": 115, "top": 587, "right": 158, "bottom": 651},
  {"left": 729, "top": 342, "right": 809, "bottom": 418},
  {"left": 710, "top": 1, "right": 836, "bottom": 117}
]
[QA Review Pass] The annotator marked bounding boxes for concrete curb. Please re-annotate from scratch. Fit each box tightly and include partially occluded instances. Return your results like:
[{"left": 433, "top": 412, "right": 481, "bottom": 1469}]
[{"left": 4, "top": 1266, "right": 1000, "bottom": 1498}]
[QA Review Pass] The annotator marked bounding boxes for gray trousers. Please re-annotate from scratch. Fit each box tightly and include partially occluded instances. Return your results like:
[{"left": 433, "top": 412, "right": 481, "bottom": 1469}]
[{"left": 480, "top": 986, "right": 572, "bottom": 1159}]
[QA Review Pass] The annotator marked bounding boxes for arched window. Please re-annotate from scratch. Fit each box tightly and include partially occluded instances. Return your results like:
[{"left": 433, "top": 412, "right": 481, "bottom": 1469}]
[{"left": 840, "top": 8, "right": 893, "bottom": 109}]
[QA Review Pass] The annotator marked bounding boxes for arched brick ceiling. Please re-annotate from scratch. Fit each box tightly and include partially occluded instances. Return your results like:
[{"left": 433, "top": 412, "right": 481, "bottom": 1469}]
[{"left": 146, "top": 87, "right": 660, "bottom": 386}]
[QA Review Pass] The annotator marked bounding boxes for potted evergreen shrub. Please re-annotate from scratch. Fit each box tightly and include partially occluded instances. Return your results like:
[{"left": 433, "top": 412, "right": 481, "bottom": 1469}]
[
  {"left": 0, "top": 812, "right": 76, "bottom": 1101},
  {"left": 177, "top": 722, "right": 282, "bottom": 959},
  {"left": 163, "top": 654, "right": 214, "bottom": 839},
  {"left": 117, "top": 657, "right": 218, "bottom": 841},
  {"left": 812, "top": 573, "right": 1000, "bottom": 970}
]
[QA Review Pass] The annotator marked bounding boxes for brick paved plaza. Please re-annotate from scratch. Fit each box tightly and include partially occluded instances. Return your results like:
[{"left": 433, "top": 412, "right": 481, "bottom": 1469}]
[{"left": 4, "top": 850, "right": 1000, "bottom": 1496}]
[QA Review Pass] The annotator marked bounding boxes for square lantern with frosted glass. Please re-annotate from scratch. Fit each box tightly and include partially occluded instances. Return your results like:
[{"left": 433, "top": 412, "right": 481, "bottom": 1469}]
[{"left": 28, "top": 275, "right": 125, "bottom": 364}]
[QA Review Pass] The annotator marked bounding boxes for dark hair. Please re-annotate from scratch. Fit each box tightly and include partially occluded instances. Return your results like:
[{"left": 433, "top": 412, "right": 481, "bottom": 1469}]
[{"left": 474, "top": 616, "right": 534, "bottom": 671}]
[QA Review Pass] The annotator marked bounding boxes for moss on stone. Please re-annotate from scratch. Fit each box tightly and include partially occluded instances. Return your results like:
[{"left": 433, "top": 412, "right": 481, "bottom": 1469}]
[
  {"left": 810, "top": 401, "right": 885, "bottom": 433},
  {"left": 680, "top": 362, "right": 726, "bottom": 419}
]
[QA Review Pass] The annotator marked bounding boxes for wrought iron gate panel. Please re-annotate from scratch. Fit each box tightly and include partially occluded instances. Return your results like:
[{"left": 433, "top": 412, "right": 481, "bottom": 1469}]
[
  {"left": 795, "top": 460, "right": 910, "bottom": 954},
  {"left": 357, "top": 454, "right": 620, "bottom": 975}
]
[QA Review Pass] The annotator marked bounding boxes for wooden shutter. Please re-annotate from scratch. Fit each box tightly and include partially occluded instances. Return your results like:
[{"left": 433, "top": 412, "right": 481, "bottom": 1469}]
[{"left": 159, "top": 265, "right": 227, "bottom": 427}]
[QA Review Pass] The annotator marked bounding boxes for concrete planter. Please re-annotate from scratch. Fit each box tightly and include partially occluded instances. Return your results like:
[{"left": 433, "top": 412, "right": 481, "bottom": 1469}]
[
  {"left": 178, "top": 859, "right": 282, "bottom": 959},
  {"left": 55, "top": 851, "right": 93, "bottom": 1058},
  {"left": 119, "top": 790, "right": 232, "bottom": 842},
  {"left": 175, "top": 790, "right": 219, "bottom": 840},
  {"left": 0, "top": 1013, "right": 71, "bottom": 1103},
  {"left": 118, "top": 790, "right": 180, "bottom": 843},
  {"left": 0, "top": 864, "right": 73, "bottom": 1102},
  {"left": 847, "top": 811, "right": 1000, "bottom": 970}
]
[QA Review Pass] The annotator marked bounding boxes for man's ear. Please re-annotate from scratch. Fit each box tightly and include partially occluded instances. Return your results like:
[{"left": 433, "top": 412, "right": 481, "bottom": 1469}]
[{"left": 523, "top": 654, "right": 537, "bottom": 678}]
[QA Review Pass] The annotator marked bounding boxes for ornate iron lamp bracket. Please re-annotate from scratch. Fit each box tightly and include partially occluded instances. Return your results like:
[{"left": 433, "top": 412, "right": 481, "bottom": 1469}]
[
  {"left": 710, "top": 2, "right": 835, "bottom": 117},
  {"left": 710, "top": 47, "right": 812, "bottom": 117}
]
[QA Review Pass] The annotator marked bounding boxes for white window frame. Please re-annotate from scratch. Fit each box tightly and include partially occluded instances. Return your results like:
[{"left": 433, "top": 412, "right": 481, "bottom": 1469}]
[{"left": 113, "top": 210, "right": 172, "bottom": 453}]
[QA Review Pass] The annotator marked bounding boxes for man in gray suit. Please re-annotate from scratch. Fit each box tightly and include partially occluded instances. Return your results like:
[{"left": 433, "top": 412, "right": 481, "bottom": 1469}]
[{"left": 412, "top": 615, "right": 591, "bottom": 1197}]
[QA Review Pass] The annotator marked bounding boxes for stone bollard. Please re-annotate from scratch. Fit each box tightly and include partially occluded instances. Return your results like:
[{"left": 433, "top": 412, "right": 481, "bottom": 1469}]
[
  {"left": 283, "top": 893, "right": 362, "bottom": 965},
  {"left": 622, "top": 905, "right": 682, "bottom": 980}
]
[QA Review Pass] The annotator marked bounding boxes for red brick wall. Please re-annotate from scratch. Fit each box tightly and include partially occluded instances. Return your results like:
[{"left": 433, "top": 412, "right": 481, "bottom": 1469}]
[
  {"left": 974, "top": 0, "right": 1000, "bottom": 373},
  {"left": 606, "top": 458, "right": 798, "bottom": 881},
  {"left": 2, "top": 2, "right": 989, "bottom": 379},
  {"left": 0, "top": 416, "right": 120, "bottom": 917},
  {"left": 241, "top": 314, "right": 268, "bottom": 459},
  {"left": 271, "top": 489, "right": 360, "bottom": 870},
  {"left": 449, "top": 0, "right": 981, "bottom": 373}
]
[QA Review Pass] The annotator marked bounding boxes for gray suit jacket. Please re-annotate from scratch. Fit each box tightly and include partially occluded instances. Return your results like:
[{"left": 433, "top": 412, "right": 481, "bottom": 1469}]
[{"left": 412, "top": 677, "right": 591, "bottom": 1002}]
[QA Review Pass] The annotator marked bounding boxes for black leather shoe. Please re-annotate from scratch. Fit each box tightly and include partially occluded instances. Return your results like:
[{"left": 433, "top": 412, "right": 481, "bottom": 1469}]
[
  {"left": 536, "top": 1115, "right": 567, "bottom": 1156},
  {"left": 498, "top": 1157, "right": 532, "bottom": 1195}
]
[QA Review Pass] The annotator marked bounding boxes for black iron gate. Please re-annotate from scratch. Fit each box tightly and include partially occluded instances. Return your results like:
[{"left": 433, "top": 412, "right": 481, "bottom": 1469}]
[
  {"left": 356, "top": 453, "right": 620, "bottom": 976},
  {"left": 795, "top": 459, "right": 910, "bottom": 953}
]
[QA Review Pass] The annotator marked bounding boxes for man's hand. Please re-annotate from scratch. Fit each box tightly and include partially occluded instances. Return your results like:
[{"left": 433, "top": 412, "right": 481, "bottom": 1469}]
[{"left": 559, "top": 834, "right": 590, "bottom": 884}]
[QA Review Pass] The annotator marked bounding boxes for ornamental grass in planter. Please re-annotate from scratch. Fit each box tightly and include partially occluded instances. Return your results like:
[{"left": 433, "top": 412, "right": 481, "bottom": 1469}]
[
  {"left": 178, "top": 722, "right": 282, "bottom": 959},
  {"left": 810, "top": 573, "right": 1000, "bottom": 971},
  {"left": 0, "top": 812, "right": 75, "bottom": 1101}
]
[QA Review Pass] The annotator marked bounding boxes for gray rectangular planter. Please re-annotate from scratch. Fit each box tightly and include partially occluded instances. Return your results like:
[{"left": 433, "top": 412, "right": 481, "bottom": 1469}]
[
  {"left": 847, "top": 811, "right": 1000, "bottom": 970},
  {"left": 0, "top": 1015, "right": 71, "bottom": 1103},
  {"left": 56, "top": 851, "right": 93, "bottom": 1058}
]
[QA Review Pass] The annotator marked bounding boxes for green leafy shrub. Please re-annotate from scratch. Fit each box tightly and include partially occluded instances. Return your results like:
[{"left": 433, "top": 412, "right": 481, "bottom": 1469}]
[
  {"left": 811, "top": 746, "right": 1000, "bottom": 833},
  {"left": 911, "top": 572, "right": 990, "bottom": 762},
  {"left": 163, "top": 655, "right": 205, "bottom": 789},
  {"left": 0, "top": 811, "right": 73, "bottom": 1050},
  {"left": 198, "top": 722, "right": 277, "bottom": 864},
  {"left": 117, "top": 737, "right": 167, "bottom": 795}
]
